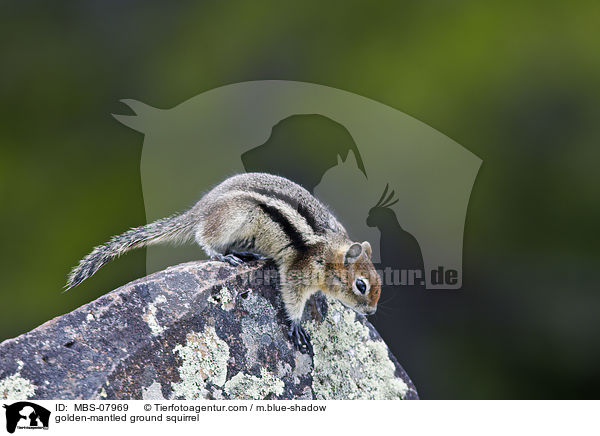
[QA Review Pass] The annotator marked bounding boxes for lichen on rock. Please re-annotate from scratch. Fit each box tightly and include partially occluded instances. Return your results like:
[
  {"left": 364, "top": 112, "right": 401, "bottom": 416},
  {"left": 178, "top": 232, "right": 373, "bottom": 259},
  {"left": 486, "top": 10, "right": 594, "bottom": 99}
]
[
  {"left": 240, "top": 290, "right": 280, "bottom": 364},
  {"left": 207, "top": 286, "right": 234, "bottom": 311},
  {"left": 143, "top": 295, "right": 167, "bottom": 336},
  {"left": 142, "top": 381, "right": 166, "bottom": 400},
  {"left": 0, "top": 260, "right": 417, "bottom": 400},
  {"left": 171, "top": 326, "right": 230, "bottom": 399},
  {"left": 306, "top": 298, "right": 409, "bottom": 400},
  {"left": 0, "top": 361, "right": 36, "bottom": 400},
  {"left": 224, "top": 368, "right": 284, "bottom": 399}
]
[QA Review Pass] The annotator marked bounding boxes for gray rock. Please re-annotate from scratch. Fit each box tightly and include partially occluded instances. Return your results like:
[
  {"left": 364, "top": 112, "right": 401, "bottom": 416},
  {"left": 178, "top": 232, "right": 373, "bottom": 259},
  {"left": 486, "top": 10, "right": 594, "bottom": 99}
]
[{"left": 0, "top": 261, "right": 418, "bottom": 400}]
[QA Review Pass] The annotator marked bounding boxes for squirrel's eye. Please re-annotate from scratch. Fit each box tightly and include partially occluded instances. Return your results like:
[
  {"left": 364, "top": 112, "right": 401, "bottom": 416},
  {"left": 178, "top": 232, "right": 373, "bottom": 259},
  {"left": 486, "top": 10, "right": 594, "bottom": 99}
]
[{"left": 355, "top": 278, "right": 367, "bottom": 294}]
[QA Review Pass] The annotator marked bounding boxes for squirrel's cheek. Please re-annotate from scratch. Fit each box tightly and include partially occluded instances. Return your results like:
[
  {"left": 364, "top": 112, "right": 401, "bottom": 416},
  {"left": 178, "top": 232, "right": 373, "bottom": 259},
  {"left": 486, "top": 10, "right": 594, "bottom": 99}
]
[{"left": 368, "top": 287, "right": 381, "bottom": 305}]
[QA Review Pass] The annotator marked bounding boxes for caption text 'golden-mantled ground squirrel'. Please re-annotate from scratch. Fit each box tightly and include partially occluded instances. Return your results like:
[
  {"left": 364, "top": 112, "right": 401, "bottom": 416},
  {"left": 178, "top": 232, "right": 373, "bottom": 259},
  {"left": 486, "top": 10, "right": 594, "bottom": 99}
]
[{"left": 66, "top": 173, "right": 381, "bottom": 354}]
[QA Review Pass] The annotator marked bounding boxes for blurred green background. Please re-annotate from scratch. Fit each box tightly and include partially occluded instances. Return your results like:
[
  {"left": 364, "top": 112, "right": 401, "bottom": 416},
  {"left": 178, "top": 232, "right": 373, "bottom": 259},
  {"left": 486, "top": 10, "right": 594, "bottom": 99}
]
[{"left": 1, "top": 0, "right": 599, "bottom": 399}]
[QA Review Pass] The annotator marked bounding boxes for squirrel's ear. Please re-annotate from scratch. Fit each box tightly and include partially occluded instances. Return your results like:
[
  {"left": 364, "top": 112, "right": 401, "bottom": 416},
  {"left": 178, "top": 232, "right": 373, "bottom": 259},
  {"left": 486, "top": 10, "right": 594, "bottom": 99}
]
[
  {"left": 344, "top": 243, "right": 363, "bottom": 264},
  {"left": 361, "top": 241, "right": 372, "bottom": 259}
]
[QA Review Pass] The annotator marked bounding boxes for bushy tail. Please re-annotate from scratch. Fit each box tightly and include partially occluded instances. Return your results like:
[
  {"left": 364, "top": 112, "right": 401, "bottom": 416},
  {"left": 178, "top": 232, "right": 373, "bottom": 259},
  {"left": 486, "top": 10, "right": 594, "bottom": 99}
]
[{"left": 65, "top": 210, "right": 197, "bottom": 290}]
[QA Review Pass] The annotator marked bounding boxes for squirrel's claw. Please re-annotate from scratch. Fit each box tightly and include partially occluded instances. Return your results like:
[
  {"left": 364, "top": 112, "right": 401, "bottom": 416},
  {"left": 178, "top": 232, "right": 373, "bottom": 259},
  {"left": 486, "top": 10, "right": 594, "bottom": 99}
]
[
  {"left": 211, "top": 253, "right": 244, "bottom": 266},
  {"left": 212, "top": 252, "right": 270, "bottom": 266},
  {"left": 288, "top": 322, "right": 313, "bottom": 355},
  {"left": 230, "top": 251, "right": 271, "bottom": 262}
]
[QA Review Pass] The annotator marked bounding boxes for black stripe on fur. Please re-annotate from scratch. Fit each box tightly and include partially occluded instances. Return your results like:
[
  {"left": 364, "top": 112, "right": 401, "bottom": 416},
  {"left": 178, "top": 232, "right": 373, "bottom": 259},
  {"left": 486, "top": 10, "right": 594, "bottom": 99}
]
[
  {"left": 253, "top": 188, "right": 321, "bottom": 234},
  {"left": 258, "top": 203, "right": 309, "bottom": 252}
]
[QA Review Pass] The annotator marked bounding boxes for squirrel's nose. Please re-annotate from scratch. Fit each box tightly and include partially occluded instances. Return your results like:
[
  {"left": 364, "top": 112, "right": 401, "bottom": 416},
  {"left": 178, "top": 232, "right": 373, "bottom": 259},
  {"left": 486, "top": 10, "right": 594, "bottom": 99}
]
[{"left": 365, "top": 307, "right": 377, "bottom": 316}]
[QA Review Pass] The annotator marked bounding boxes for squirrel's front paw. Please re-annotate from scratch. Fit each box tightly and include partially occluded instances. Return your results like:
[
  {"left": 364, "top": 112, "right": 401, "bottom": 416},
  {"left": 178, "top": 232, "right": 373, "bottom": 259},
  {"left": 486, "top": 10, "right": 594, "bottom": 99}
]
[{"left": 288, "top": 321, "right": 313, "bottom": 355}]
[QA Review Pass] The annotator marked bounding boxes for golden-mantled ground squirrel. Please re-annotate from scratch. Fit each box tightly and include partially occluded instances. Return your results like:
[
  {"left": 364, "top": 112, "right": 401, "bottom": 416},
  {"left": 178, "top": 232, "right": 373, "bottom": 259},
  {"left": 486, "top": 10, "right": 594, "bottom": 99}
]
[{"left": 67, "top": 173, "right": 381, "bottom": 353}]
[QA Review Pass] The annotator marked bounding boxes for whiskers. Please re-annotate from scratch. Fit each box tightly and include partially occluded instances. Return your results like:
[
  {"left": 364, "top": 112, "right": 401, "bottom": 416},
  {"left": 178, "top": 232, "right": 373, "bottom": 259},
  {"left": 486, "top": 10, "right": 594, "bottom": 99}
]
[{"left": 369, "top": 287, "right": 405, "bottom": 320}]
